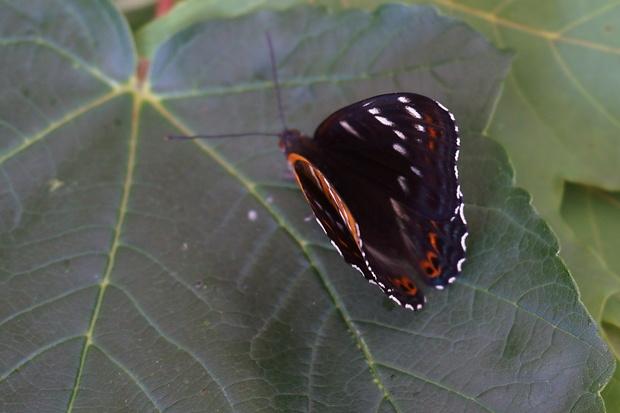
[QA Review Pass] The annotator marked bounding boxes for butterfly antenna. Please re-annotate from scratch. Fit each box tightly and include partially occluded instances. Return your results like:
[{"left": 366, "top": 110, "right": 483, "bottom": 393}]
[
  {"left": 265, "top": 31, "right": 288, "bottom": 131},
  {"left": 166, "top": 132, "right": 277, "bottom": 140}
]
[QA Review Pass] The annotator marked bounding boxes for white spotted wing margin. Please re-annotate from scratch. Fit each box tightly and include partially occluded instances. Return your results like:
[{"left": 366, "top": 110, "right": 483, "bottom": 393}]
[{"left": 280, "top": 93, "right": 468, "bottom": 311}]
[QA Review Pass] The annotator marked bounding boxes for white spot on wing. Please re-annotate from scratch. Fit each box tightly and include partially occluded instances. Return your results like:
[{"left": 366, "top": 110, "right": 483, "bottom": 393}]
[
  {"left": 398, "top": 96, "right": 410, "bottom": 103},
  {"left": 368, "top": 107, "right": 380, "bottom": 115},
  {"left": 410, "top": 166, "right": 422, "bottom": 177},
  {"left": 460, "top": 206, "right": 467, "bottom": 223},
  {"left": 390, "top": 198, "right": 411, "bottom": 224},
  {"left": 448, "top": 276, "right": 456, "bottom": 283},
  {"left": 392, "top": 143, "right": 407, "bottom": 155},
  {"left": 394, "top": 130, "right": 406, "bottom": 140},
  {"left": 457, "top": 258, "right": 465, "bottom": 272},
  {"left": 397, "top": 176, "right": 409, "bottom": 194},
  {"left": 375, "top": 116, "right": 394, "bottom": 126},
  {"left": 460, "top": 232, "right": 468, "bottom": 251},
  {"left": 340, "top": 120, "right": 361, "bottom": 139},
  {"left": 415, "top": 124, "right": 426, "bottom": 132},
  {"left": 405, "top": 106, "right": 422, "bottom": 119},
  {"left": 389, "top": 295, "right": 402, "bottom": 306},
  {"left": 436, "top": 101, "right": 449, "bottom": 112},
  {"left": 330, "top": 240, "right": 344, "bottom": 257},
  {"left": 435, "top": 285, "right": 444, "bottom": 290},
  {"left": 315, "top": 217, "right": 328, "bottom": 235}
]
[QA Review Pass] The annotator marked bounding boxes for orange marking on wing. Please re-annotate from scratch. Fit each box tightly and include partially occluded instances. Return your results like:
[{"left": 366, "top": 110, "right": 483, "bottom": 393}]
[
  {"left": 428, "top": 127, "right": 438, "bottom": 139},
  {"left": 287, "top": 153, "right": 306, "bottom": 168},
  {"left": 421, "top": 251, "right": 442, "bottom": 278},
  {"left": 423, "top": 114, "right": 438, "bottom": 139},
  {"left": 392, "top": 275, "right": 418, "bottom": 294},
  {"left": 288, "top": 154, "right": 361, "bottom": 249},
  {"left": 428, "top": 232, "right": 439, "bottom": 251}
]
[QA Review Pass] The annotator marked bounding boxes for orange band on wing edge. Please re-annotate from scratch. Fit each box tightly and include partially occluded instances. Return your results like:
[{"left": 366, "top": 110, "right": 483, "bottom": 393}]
[{"left": 288, "top": 153, "right": 361, "bottom": 248}]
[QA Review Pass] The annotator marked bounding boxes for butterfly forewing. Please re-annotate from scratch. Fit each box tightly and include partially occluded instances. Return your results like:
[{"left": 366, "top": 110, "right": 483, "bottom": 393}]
[
  {"left": 314, "top": 93, "right": 462, "bottom": 221},
  {"left": 289, "top": 154, "right": 427, "bottom": 310},
  {"left": 282, "top": 93, "right": 467, "bottom": 310}
]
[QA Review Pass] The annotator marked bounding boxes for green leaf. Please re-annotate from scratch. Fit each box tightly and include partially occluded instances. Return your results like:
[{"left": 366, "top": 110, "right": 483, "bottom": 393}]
[{"left": 0, "top": 1, "right": 613, "bottom": 412}]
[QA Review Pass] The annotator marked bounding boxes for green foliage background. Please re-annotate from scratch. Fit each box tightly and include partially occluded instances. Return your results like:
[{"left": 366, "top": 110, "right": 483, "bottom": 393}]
[{"left": 1, "top": 0, "right": 618, "bottom": 411}]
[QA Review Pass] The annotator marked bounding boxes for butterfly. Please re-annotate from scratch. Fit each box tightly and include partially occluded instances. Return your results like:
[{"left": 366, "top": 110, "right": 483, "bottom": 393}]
[
  {"left": 168, "top": 38, "right": 468, "bottom": 311},
  {"left": 279, "top": 93, "right": 467, "bottom": 311}
]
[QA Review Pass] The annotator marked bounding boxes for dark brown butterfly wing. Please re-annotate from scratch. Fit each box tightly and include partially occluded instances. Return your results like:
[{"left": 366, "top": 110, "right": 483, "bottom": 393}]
[
  {"left": 282, "top": 93, "right": 467, "bottom": 310},
  {"left": 314, "top": 93, "right": 463, "bottom": 222},
  {"left": 288, "top": 154, "right": 426, "bottom": 310}
]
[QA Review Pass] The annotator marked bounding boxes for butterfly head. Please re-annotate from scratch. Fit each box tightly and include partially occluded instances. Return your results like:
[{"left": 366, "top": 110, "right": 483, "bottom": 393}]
[{"left": 278, "top": 128, "right": 308, "bottom": 155}]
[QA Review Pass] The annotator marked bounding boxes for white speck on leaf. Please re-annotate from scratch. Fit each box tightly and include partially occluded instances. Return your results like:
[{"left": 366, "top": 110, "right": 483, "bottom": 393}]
[{"left": 49, "top": 179, "right": 64, "bottom": 192}]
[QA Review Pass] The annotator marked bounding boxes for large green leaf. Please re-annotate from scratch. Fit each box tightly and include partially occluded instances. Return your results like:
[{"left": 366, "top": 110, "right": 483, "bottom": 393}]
[
  {"left": 0, "top": 1, "right": 613, "bottom": 412},
  {"left": 276, "top": 0, "right": 620, "bottom": 407}
]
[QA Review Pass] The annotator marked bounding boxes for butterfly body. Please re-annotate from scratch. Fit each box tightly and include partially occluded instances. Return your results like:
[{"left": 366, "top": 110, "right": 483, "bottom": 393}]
[{"left": 280, "top": 93, "right": 468, "bottom": 311}]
